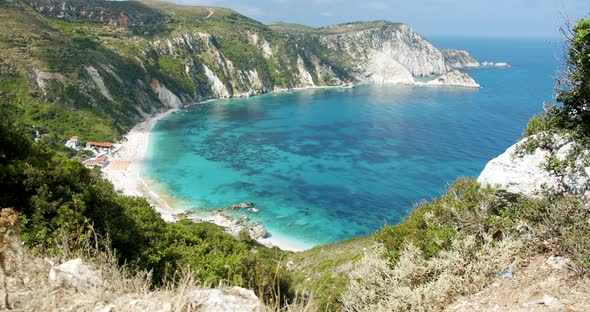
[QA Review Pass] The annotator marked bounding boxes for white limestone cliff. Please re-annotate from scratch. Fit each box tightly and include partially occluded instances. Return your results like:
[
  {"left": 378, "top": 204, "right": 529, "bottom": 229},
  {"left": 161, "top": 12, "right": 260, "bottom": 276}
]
[
  {"left": 85, "top": 65, "right": 113, "bottom": 101},
  {"left": 150, "top": 79, "right": 183, "bottom": 109},
  {"left": 319, "top": 23, "right": 447, "bottom": 77},
  {"left": 442, "top": 49, "right": 481, "bottom": 69},
  {"left": 425, "top": 69, "right": 480, "bottom": 88},
  {"left": 362, "top": 50, "right": 415, "bottom": 84}
]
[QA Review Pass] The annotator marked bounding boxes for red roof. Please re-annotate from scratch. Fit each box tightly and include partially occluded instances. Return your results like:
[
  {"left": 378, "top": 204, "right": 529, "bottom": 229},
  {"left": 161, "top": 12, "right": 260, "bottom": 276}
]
[
  {"left": 87, "top": 142, "right": 113, "bottom": 148},
  {"left": 84, "top": 156, "right": 108, "bottom": 166}
]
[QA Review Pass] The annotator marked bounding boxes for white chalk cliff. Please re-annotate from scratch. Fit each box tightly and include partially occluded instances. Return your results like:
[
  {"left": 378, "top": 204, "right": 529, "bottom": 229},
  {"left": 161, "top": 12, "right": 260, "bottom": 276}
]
[
  {"left": 425, "top": 69, "right": 480, "bottom": 88},
  {"left": 442, "top": 49, "right": 481, "bottom": 69}
]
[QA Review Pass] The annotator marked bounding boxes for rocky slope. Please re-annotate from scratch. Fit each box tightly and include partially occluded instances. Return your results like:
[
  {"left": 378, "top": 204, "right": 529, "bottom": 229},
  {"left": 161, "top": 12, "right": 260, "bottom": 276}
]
[
  {"left": 442, "top": 49, "right": 481, "bottom": 68},
  {"left": 1, "top": 0, "right": 481, "bottom": 142}
]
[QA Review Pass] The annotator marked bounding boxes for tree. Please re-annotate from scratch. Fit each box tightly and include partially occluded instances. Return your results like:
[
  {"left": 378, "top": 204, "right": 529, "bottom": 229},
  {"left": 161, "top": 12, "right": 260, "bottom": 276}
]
[{"left": 556, "top": 17, "right": 590, "bottom": 135}]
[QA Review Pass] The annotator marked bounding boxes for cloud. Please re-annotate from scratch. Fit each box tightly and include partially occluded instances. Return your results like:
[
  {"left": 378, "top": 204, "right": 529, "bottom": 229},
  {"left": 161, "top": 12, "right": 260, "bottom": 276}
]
[{"left": 320, "top": 11, "right": 334, "bottom": 17}]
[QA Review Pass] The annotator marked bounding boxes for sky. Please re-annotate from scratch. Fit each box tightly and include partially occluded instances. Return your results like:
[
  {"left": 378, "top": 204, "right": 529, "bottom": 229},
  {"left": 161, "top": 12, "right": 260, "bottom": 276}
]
[{"left": 167, "top": 0, "right": 588, "bottom": 38}]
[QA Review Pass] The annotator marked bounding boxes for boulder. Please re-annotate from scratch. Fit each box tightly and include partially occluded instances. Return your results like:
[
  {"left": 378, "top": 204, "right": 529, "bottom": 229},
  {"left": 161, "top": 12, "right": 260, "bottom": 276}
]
[
  {"left": 546, "top": 255, "right": 571, "bottom": 271},
  {"left": 191, "top": 286, "right": 264, "bottom": 312},
  {"left": 49, "top": 258, "right": 102, "bottom": 289},
  {"left": 250, "top": 224, "right": 269, "bottom": 239},
  {"left": 227, "top": 202, "right": 255, "bottom": 210},
  {"left": 478, "top": 134, "right": 590, "bottom": 197}
]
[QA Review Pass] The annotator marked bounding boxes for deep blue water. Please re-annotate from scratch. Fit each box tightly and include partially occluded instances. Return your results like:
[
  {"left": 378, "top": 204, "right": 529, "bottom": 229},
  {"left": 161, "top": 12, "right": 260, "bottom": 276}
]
[{"left": 144, "top": 38, "right": 562, "bottom": 248}]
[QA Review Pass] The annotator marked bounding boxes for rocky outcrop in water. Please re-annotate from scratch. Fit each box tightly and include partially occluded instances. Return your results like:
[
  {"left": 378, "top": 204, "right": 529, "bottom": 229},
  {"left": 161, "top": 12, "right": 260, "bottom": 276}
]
[
  {"left": 442, "top": 49, "right": 481, "bottom": 69},
  {"left": 425, "top": 69, "right": 480, "bottom": 88}
]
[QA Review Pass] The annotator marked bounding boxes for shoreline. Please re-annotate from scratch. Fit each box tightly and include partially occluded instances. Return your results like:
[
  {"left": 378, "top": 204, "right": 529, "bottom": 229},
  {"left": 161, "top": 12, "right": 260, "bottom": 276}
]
[
  {"left": 102, "top": 109, "right": 185, "bottom": 222},
  {"left": 102, "top": 93, "right": 319, "bottom": 252},
  {"left": 101, "top": 79, "right": 478, "bottom": 252}
]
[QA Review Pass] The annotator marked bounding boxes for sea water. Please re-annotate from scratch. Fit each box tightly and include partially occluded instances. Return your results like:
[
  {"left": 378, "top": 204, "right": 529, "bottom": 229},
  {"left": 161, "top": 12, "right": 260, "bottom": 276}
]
[{"left": 144, "top": 38, "right": 561, "bottom": 248}]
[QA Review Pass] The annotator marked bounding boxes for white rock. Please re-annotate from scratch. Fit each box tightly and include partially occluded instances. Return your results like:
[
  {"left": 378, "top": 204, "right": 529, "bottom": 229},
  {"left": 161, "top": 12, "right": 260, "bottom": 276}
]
[
  {"left": 98, "top": 304, "right": 115, "bottom": 312},
  {"left": 29, "top": 68, "right": 65, "bottom": 93},
  {"left": 478, "top": 139, "right": 558, "bottom": 196},
  {"left": 203, "top": 64, "right": 231, "bottom": 98},
  {"left": 286, "top": 260, "right": 295, "bottom": 271},
  {"left": 85, "top": 65, "right": 113, "bottom": 101},
  {"left": 49, "top": 258, "right": 102, "bottom": 289},
  {"left": 546, "top": 255, "right": 570, "bottom": 271},
  {"left": 478, "top": 135, "right": 590, "bottom": 196},
  {"left": 425, "top": 69, "right": 480, "bottom": 88},
  {"left": 297, "top": 55, "right": 316, "bottom": 87},
  {"left": 191, "top": 286, "right": 264, "bottom": 312},
  {"left": 363, "top": 50, "right": 415, "bottom": 84},
  {"left": 442, "top": 49, "right": 480, "bottom": 69},
  {"left": 250, "top": 224, "right": 269, "bottom": 239}
]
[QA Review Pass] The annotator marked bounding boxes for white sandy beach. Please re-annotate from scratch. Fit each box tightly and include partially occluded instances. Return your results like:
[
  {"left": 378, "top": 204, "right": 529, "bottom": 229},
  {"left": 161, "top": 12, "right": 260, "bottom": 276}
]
[
  {"left": 102, "top": 109, "right": 182, "bottom": 222},
  {"left": 102, "top": 108, "right": 307, "bottom": 252}
]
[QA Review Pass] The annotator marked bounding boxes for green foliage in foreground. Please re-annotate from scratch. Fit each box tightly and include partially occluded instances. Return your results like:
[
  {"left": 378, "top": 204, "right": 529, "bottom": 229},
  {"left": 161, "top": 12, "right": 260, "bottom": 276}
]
[
  {"left": 0, "top": 109, "right": 293, "bottom": 303},
  {"left": 376, "top": 178, "right": 590, "bottom": 272},
  {"left": 523, "top": 16, "right": 590, "bottom": 140},
  {"left": 376, "top": 178, "right": 504, "bottom": 261}
]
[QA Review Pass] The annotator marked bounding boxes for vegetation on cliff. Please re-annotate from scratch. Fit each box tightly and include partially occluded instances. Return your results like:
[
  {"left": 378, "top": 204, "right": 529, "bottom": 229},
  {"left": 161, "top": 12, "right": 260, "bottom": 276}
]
[
  {"left": 523, "top": 16, "right": 590, "bottom": 140},
  {"left": 0, "top": 108, "right": 295, "bottom": 307},
  {"left": 1, "top": 0, "right": 589, "bottom": 310}
]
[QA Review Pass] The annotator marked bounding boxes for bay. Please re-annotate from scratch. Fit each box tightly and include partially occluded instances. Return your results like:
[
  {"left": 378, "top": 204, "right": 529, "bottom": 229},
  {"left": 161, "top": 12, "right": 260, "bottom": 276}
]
[{"left": 144, "top": 38, "right": 561, "bottom": 248}]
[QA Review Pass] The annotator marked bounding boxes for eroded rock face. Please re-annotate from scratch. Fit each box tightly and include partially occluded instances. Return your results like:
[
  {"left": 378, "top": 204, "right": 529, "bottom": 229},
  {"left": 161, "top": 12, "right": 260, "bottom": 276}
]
[
  {"left": 24, "top": 0, "right": 164, "bottom": 34},
  {"left": 442, "top": 49, "right": 480, "bottom": 69},
  {"left": 425, "top": 69, "right": 480, "bottom": 88},
  {"left": 21, "top": 1, "right": 483, "bottom": 129},
  {"left": 320, "top": 23, "right": 448, "bottom": 78},
  {"left": 478, "top": 135, "right": 590, "bottom": 197}
]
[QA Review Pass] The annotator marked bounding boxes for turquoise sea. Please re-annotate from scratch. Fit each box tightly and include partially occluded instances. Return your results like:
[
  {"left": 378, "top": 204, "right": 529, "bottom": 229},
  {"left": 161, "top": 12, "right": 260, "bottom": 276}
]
[{"left": 144, "top": 38, "right": 562, "bottom": 249}]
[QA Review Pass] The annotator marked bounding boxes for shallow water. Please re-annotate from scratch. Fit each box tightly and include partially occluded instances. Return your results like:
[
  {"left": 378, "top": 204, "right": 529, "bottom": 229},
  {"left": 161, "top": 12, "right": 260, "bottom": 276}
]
[{"left": 144, "top": 38, "right": 561, "bottom": 248}]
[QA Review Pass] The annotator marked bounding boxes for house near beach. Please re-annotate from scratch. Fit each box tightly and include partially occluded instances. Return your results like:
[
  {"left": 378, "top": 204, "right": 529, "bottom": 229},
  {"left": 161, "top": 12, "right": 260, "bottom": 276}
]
[
  {"left": 65, "top": 136, "right": 80, "bottom": 149},
  {"left": 86, "top": 141, "right": 114, "bottom": 154},
  {"left": 83, "top": 156, "right": 108, "bottom": 168}
]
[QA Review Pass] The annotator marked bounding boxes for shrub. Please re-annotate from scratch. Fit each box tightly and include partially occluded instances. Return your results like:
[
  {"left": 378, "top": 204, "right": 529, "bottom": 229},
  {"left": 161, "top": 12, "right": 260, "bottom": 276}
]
[
  {"left": 502, "top": 194, "right": 590, "bottom": 273},
  {"left": 341, "top": 236, "right": 522, "bottom": 312},
  {"left": 375, "top": 178, "right": 502, "bottom": 261}
]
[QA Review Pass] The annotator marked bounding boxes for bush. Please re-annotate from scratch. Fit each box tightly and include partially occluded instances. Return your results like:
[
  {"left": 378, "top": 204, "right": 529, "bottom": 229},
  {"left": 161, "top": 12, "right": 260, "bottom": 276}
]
[
  {"left": 375, "top": 178, "right": 503, "bottom": 261},
  {"left": 502, "top": 194, "right": 590, "bottom": 273},
  {"left": 341, "top": 237, "right": 522, "bottom": 311},
  {"left": 0, "top": 109, "right": 294, "bottom": 304}
]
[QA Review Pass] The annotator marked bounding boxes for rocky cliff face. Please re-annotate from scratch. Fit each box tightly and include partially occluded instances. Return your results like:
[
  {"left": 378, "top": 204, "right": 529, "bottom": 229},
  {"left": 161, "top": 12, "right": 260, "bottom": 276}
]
[
  {"left": 7, "top": 0, "right": 481, "bottom": 140},
  {"left": 442, "top": 49, "right": 481, "bottom": 69},
  {"left": 24, "top": 0, "right": 164, "bottom": 34},
  {"left": 318, "top": 23, "right": 448, "bottom": 80}
]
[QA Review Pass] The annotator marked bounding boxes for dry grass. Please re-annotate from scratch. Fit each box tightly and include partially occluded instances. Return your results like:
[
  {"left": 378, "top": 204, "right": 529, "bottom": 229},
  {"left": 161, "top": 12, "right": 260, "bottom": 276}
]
[
  {"left": 340, "top": 235, "right": 523, "bottom": 312},
  {"left": 0, "top": 226, "right": 315, "bottom": 311}
]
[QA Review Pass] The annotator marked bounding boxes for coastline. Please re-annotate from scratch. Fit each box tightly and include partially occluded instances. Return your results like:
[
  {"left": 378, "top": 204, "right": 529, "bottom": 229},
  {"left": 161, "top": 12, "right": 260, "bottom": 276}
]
[
  {"left": 102, "top": 95, "right": 318, "bottom": 252},
  {"left": 101, "top": 78, "right": 481, "bottom": 252},
  {"left": 102, "top": 109, "right": 184, "bottom": 222}
]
